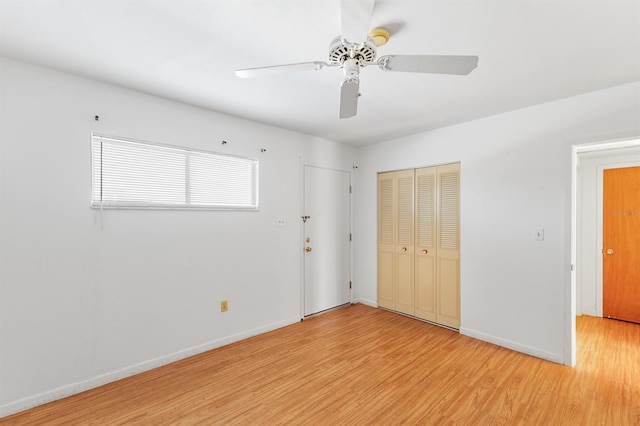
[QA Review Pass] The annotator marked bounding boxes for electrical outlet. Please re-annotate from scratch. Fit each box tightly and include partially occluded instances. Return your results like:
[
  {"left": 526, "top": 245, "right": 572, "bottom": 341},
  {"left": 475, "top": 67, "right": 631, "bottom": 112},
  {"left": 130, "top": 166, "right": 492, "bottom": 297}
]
[
  {"left": 277, "top": 217, "right": 286, "bottom": 227},
  {"left": 220, "top": 300, "right": 228, "bottom": 312}
]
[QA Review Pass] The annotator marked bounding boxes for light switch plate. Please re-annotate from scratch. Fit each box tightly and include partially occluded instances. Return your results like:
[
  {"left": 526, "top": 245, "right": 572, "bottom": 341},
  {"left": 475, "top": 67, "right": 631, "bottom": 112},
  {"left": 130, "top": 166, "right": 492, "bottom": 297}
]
[{"left": 534, "top": 228, "right": 544, "bottom": 241}]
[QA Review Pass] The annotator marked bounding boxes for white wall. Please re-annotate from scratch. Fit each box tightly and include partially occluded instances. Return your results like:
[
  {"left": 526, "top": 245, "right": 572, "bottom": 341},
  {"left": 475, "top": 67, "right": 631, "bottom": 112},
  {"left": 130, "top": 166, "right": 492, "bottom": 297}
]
[
  {"left": 1, "top": 53, "right": 639, "bottom": 417},
  {"left": 353, "top": 81, "right": 640, "bottom": 364},
  {"left": 0, "top": 57, "right": 355, "bottom": 416},
  {"left": 577, "top": 147, "right": 640, "bottom": 316}
]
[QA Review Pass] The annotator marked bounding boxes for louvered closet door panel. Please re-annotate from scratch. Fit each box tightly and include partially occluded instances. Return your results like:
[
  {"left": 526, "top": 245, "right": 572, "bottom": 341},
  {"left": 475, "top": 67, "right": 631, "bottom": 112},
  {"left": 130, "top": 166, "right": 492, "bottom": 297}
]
[
  {"left": 395, "top": 169, "right": 415, "bottom": 315},
  {"left": 436, "top": 163, "right": 461, "bottom": 328},
  {"left": 378, "top": 172, "right": 395, "bottom": 310},
  {"left": 414, "top": 167, "right": 437, "bottom": 322}
]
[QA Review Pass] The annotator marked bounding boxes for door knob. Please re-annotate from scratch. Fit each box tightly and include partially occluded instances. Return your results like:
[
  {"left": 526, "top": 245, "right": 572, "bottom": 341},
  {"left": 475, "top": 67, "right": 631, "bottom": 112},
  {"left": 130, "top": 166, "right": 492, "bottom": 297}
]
[
  {"left": 606, "top": 248, "right": 614, "bottom": 255},
  {"left": 306, "top": 237, "right": 311, "bottom": 243},
  {"left": 401, "top": 247, "right": 407, "bottom": 252},
  {"left": 305, "top": 247, "right": 312, "bottom": 252},
  {"left": 422, "top": 249, "right": 428, "bottom": 254}
]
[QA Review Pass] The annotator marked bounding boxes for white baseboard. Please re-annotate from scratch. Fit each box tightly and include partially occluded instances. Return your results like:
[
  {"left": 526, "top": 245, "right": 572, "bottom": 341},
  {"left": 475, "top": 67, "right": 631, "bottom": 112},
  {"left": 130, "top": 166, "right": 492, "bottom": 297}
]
[
  {"left": 353, "top": 297, "right": 378, "bottom": 308},
  {"left": 354, "top": 303, "right": 563, "bottom": 364},
  {"left": 459, "top": 327, "right": 564, "bottom": 365},
  {"left": 0, "top": 316, "right": 300, "bottom": 419}
]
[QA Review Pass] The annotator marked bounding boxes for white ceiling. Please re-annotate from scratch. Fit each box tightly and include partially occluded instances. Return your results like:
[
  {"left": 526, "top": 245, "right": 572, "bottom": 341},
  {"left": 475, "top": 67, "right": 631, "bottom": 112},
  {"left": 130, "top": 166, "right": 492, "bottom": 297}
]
[{"left": 1, "top": 0, "right": 639, "bottom": 145}]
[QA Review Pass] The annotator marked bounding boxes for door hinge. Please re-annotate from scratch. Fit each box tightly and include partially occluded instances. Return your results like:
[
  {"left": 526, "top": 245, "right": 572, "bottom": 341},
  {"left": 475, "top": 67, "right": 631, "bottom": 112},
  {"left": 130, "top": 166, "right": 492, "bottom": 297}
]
[
  {"left": 349, "top": 281, "right": 352, "bottom": 289},
  {"left": 349, "top": 233, "right": 352, "bottom": 241},
  {"left": 349, "top": 185, "right": 352, "bottom": 194}
]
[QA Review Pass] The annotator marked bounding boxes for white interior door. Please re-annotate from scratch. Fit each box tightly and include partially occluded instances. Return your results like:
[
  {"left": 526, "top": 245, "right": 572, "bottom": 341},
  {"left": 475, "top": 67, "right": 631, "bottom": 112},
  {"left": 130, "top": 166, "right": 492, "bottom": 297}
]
[{"left": 303, "top": 165, "right": 351, "bottom": 316}]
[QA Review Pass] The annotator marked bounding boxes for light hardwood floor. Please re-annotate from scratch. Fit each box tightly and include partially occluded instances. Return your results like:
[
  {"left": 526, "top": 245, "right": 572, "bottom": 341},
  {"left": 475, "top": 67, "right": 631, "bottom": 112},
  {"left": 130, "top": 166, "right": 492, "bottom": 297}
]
[{"left": 2, "top": 304, "right": 639, "bottom": 425}]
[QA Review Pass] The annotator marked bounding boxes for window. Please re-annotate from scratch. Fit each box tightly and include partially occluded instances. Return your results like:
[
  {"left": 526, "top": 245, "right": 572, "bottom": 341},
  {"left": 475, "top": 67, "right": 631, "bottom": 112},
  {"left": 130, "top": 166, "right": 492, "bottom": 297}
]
[{"left": 91, "top": 135, "right": 258, "bottom": 210}]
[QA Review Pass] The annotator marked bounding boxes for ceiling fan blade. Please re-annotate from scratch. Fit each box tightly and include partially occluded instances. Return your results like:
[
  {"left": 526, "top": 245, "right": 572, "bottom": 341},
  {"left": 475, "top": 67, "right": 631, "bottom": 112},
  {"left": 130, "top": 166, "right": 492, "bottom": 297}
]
[
  {"left": 341, "top": 0, "right": 375, "bottom": 44},
  {"left": 339, "top": 78, "right": 359, "bottom": 119},
  {"left": 377, "top": 55, "right": 479, "bottom": 75},
  {"left": 235, "top": 61, "right": 329, "bottom": 78}
]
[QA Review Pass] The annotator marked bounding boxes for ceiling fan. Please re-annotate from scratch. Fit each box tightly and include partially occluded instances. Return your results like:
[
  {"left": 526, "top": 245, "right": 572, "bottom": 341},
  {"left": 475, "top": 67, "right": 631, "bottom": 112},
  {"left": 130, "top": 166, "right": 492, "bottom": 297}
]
[{"left": 235, "top": 0, "right": 478, "bottom": 119}]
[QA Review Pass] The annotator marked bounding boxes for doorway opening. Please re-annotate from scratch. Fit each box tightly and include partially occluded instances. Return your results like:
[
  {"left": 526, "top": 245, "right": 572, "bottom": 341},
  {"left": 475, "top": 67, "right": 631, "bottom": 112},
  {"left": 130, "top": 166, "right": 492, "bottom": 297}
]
[{"left": 572, "top": 138, "right": 640, "bottom": 366}]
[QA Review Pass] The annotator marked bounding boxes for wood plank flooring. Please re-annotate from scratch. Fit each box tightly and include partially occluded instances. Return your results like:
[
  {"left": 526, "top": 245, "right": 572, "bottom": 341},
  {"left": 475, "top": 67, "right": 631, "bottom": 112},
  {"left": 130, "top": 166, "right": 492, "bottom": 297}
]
[{"left": 2, "top": 304, "right": 639, "bottom": 425}]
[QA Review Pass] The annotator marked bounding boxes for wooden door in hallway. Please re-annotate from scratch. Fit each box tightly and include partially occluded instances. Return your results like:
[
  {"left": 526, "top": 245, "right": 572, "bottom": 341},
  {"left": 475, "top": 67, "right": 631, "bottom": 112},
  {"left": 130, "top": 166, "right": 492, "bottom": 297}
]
[{"left": 603, "top": 166, "right": 640, "bottom": 323}]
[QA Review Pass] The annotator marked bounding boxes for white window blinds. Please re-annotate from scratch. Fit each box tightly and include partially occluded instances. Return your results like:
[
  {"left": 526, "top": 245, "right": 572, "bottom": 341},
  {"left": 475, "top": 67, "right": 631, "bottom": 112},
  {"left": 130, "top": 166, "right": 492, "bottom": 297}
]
[{"left": 91, "top": 135, "right": 258, "bottom": 210}]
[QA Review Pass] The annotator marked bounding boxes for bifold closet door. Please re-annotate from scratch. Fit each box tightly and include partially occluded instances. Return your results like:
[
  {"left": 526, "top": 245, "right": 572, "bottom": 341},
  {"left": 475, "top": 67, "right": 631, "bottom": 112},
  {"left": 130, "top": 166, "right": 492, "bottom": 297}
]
[
  {"left": 415, "top": 167, "right": 437, "bottom": 322},
  {"left": 378, "top": 172, "right": 395, "bottom": 310},
  {"left": 436, "top": 163, "right": 460, "bottom": 328},
  {"left": 395, "top": 169, "right": 415, "bottom": 315},
  {"left": 377, "top": 170, "right": 415, "bottom": 314},
  {"left": 378, "top": 164, "right": 459, "bottom": 328}
]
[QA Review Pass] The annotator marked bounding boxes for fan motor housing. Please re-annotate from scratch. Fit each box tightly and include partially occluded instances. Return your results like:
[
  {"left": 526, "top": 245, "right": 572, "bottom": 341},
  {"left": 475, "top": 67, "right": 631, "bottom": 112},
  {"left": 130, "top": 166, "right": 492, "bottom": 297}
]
[{"left": 328, "top": 36, "right": 377, "bottom": 65}]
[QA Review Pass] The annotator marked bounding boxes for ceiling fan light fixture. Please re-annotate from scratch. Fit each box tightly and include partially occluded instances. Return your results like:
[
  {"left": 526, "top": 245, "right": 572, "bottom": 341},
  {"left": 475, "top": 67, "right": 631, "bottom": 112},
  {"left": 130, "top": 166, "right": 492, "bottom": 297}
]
[
  {"left": 369, "top": 28, "right": 390, "bottom": 47},
  {"left": 235, "top": 1, "right": 478, "bottom": 119}
]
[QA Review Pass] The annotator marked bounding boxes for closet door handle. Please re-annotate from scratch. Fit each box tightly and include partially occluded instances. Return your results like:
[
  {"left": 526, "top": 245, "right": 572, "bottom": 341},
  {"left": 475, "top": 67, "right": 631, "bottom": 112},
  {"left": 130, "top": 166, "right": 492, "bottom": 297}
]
[
  {"left": 422, "top": 249, "right": 428, "bottom": 254},
  {"left": 401, "top": 247, "right": 407, "bottom": 252}
]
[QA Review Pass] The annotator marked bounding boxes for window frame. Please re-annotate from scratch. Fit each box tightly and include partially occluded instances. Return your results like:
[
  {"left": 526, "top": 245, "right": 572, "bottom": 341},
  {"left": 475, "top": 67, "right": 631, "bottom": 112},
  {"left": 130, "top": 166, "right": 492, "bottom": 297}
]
[{"left": 91, "top": 134, "right": 259, "bottom": 211}]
